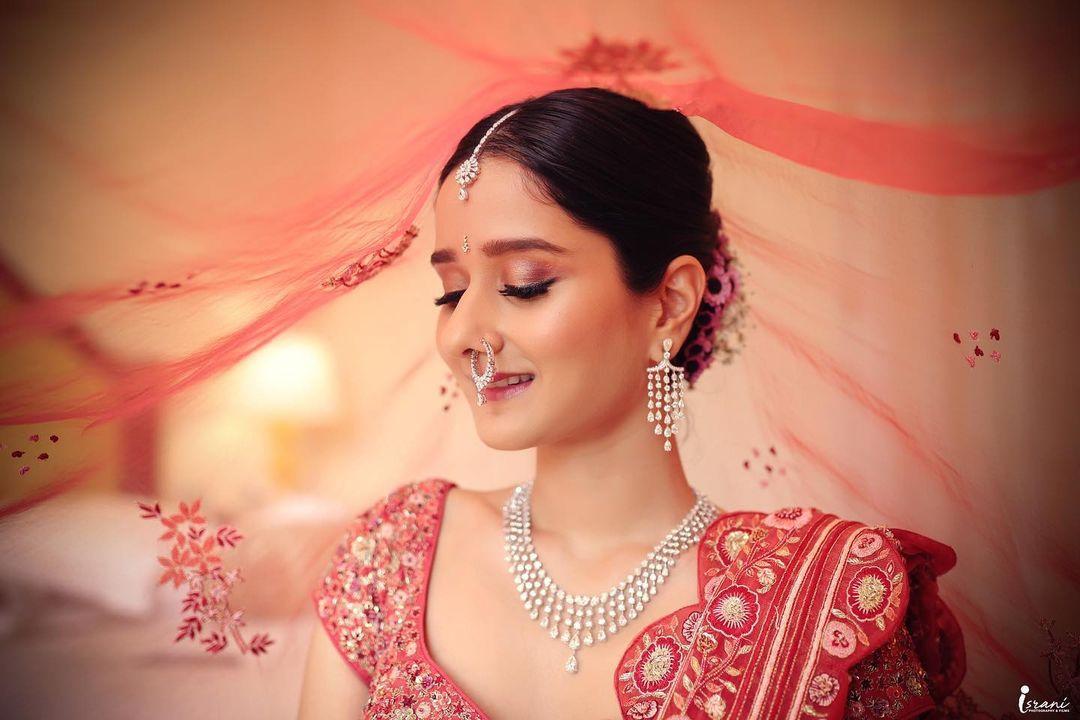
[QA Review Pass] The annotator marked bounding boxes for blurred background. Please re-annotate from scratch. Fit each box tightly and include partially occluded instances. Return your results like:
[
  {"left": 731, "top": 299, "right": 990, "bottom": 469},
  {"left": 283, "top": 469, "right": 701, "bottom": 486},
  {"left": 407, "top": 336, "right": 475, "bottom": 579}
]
[{"left": 0, "top": 1, "right": 1077, "bottom": 718}]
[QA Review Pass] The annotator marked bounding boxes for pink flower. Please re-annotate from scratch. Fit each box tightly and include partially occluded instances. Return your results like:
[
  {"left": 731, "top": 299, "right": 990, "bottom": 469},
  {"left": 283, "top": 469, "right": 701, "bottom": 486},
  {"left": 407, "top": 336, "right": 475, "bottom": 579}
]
[
  {"left": 632, "top": 637, "right": 683, "bottom": 693},
  {"left": 808, "top": 672, "right": 841, "bottom": 705},
  {"left": 851, "top": 531, "right": 883, "bottom": 558},
  {"left": 762, "top": 506, "right": 813, "bottom": 530},
  {"left": 706, "top": 584, "right": 760, "bottom": 638},
  {"left": 846, "top": 567, "right": 892, "bottom": 621},
  {"left": 715, "top": 270, "right": 736, "bottom": 305},
  {"left": 821, "top": 619, "right": 856, "bottom": 658}
]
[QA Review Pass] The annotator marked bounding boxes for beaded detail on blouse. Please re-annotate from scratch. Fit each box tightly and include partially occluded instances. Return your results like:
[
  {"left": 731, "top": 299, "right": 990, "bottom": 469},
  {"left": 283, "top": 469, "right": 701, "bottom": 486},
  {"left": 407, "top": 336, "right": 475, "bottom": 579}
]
[{"left": 844, "top": 622, "right": 933, "bottom": 719}]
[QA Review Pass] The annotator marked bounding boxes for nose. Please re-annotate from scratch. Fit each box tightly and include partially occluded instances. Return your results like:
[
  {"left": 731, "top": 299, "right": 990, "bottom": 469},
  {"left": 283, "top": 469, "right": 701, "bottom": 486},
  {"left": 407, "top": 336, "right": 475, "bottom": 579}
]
[{"left": 441, "top": 285, "right": 503, "bottom": 369}]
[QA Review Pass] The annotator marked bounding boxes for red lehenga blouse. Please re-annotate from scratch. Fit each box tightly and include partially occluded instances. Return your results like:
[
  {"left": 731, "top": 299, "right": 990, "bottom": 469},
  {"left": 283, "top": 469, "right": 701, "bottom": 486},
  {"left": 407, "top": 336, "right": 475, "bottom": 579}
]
[{"left": 312, "top": 478, "right": 965, "bottom": 719}]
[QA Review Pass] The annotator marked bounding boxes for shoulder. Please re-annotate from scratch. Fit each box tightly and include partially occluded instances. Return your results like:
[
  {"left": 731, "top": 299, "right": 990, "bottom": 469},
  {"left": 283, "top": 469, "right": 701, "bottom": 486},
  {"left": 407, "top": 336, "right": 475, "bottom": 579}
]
[
  {"left": 701, "top": 502, "right": 955, "bottom": 576},
  {"left": 700, "top": 504, "right": 938, "bottom": 655},
  {"left": 346, "top": 476, "right": 455, "bottom": 531},
  {"left": 700, "top": 504, "right": 910, "bottom": 577}
]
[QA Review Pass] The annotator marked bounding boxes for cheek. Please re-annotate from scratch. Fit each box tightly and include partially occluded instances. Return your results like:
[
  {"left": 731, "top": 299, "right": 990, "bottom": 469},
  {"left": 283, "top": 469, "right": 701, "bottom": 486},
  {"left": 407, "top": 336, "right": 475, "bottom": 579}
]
[{"left": 524, "top": 281, "right": 640, "bottom": 375}]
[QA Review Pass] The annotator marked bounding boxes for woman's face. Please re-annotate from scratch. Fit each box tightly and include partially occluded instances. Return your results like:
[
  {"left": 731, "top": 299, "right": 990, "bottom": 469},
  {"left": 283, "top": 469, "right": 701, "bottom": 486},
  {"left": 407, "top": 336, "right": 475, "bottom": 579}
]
[{"left": 431, "top": 157, "right": 662, "bottom": 451}]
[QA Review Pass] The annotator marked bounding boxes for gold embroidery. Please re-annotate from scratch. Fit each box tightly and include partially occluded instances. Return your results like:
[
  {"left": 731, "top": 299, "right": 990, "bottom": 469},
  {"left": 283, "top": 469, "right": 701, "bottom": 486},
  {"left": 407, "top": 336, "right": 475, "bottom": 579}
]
[{"left": 851, "top": 573, "right": 886, "bottom": 615}]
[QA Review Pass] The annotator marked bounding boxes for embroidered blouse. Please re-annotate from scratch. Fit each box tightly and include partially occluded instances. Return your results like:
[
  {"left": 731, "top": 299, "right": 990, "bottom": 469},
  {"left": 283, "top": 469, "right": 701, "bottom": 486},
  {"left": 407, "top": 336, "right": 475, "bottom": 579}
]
[{"left": 312, "top": 478, "right": 966, "bottom": 719}]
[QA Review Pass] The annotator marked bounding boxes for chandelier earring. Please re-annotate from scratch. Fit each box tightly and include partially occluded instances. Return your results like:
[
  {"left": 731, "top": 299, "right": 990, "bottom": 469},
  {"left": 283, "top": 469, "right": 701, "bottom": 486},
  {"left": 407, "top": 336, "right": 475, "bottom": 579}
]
[{"left": 646, "top": 338, "right": 687, "bottom": 451}]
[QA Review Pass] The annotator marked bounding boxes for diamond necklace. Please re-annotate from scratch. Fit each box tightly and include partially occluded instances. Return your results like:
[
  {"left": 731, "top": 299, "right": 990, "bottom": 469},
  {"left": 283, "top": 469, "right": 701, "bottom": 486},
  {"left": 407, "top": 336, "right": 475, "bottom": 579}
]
[{"left": 502, "top": 477, "right": 720, "bottom": 674}]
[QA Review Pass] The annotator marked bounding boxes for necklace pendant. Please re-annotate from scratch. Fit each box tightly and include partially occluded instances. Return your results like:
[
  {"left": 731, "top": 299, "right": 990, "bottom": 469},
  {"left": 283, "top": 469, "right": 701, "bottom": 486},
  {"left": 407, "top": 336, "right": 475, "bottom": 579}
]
[{"left": 565, "top": 651, "right": 578, "bottom": 674}]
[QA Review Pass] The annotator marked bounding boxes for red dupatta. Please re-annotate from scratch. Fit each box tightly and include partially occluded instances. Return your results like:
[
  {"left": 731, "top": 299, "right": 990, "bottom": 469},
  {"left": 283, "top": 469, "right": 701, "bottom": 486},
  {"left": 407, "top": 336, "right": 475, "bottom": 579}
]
[{"left": 614, "top": 505, "right": 963, "bottom": 719}]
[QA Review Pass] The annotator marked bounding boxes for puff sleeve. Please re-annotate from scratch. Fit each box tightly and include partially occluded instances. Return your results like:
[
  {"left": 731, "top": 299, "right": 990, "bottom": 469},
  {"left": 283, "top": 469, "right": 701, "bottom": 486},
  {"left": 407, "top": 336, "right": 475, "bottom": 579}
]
[
  {"left": 311, "top": 502, "right": 389, "bottom": 686},
  {"left": 843, "top": 528, "right": 966, "bottom": 719}
]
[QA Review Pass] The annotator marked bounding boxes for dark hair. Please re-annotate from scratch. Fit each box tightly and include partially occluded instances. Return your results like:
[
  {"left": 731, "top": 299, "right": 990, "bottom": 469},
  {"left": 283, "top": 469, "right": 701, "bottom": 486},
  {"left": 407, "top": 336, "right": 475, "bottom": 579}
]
[{"left": 438, "top": 87, "right": 721, "bottom": 382}]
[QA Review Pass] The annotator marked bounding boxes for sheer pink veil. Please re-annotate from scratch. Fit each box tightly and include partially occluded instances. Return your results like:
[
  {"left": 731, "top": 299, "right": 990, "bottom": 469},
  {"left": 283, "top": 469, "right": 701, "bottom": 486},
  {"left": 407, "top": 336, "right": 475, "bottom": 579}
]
[{"left": 0, "top": 1, "right": 1076, "bottom": 712}]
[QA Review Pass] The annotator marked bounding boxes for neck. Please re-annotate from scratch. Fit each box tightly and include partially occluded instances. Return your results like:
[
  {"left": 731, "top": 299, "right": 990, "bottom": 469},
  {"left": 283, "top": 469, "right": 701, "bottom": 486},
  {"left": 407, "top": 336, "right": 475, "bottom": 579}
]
[{"left": 528, "top": 407, "right": 701, "bottom": 558}]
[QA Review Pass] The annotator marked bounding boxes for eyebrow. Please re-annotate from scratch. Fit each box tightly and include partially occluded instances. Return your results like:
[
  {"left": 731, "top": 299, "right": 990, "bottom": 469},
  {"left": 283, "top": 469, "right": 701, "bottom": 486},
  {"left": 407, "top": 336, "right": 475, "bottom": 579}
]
[{"left": 429, "top": 237, "right": 568, "bottom": 265}]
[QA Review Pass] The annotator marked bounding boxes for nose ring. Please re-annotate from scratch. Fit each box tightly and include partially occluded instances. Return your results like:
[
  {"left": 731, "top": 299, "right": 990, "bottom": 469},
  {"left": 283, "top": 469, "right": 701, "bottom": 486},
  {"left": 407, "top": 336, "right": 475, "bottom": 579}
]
[{"left": 470, "top": 338, "right": 496, "bottom": 406}]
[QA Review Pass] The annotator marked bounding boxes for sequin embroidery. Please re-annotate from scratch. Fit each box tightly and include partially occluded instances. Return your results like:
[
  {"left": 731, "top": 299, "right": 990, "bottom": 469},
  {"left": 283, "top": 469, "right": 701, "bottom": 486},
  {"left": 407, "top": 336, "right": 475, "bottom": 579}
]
[{"left": 312, "top": 477, "right": 485, "bottom": 718}]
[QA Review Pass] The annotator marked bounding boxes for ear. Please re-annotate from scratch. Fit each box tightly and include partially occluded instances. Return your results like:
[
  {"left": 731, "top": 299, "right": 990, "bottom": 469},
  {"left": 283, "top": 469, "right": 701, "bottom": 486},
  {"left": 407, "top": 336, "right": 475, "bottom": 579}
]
[{"left": 653, "top": 255, "right": 706, "bottom": 355}]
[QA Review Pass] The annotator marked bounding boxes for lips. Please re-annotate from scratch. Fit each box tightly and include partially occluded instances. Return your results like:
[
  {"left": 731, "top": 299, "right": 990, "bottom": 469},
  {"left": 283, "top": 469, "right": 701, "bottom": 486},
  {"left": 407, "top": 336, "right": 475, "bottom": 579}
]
[
  {"left": 488, "top": 372, "right": 535, "bottom": 388},
  {"left": 483, "top": 376, "right": 534, "bottom": 402}
]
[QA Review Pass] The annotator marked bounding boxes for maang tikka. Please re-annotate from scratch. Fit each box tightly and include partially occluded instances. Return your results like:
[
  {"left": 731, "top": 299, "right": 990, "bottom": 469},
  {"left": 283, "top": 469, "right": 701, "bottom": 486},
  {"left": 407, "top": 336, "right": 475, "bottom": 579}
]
[
  {"left": 470, "top": 338, "right": 496, "bottom": 406},
  {"left": 455, "top": 109, "right": 518, "bottom": 201},
  {"left": 646, "top": 338, "right": 687, "bottom": 451}
]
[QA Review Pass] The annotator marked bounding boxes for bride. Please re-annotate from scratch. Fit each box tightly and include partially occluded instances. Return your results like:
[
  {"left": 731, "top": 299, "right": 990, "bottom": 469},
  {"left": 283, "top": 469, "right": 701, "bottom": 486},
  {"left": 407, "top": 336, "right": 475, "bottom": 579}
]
[{"left": 298, "top": 87, "right": 963, "bottom": 720}]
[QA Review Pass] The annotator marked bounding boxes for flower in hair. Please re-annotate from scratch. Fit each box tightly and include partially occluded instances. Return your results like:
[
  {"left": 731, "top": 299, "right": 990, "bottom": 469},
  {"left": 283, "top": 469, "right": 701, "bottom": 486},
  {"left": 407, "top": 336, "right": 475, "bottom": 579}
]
[{"left": 682, "top": 214, "right": 747, "bottom": 387}]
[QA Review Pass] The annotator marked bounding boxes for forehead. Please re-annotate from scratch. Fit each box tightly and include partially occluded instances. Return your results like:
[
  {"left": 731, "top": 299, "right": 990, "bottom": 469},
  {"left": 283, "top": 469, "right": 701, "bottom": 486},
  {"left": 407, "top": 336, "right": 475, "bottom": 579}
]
[{"left": 433, "top": 157, "right": 600, "bottom": 256}]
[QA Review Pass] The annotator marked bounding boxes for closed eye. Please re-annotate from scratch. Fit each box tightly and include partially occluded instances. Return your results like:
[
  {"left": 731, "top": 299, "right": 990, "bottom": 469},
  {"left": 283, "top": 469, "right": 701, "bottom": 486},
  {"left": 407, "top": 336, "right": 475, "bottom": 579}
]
[
  {"left": 433, "top": 289, "right": 464, "bottom": 307},
  {"left": 434, "top": 277, "right": 557, "bottom": 307}
]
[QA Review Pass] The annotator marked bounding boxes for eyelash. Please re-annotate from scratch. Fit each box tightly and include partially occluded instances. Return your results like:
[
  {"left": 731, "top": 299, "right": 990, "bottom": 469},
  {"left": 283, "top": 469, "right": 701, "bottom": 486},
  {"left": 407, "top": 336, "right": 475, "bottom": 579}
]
[{"left": 434, "top": 278, "right": 557, "bottom": 307}]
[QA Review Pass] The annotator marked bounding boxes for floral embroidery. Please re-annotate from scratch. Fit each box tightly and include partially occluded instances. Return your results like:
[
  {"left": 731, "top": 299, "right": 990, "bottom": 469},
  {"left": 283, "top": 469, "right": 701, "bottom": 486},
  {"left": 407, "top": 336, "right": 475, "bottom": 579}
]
[
  {"left": 682, "top": 610, "right": 703, "bottom": 642},
  {"left": 808, "top": 672, "right": 840, "bottom": 705},
  {"left": 695, "top": 628, "right": 719, "bottom": 654},
  {"left": 846, "top": 567, "right": 892, "bottom": 621},
  {"left": 720, "top": 528, "right": 751, "bottom": 562},
  {"left": 627, "top": 699, "right": 659, "bottom": 719},
  {"left": 755, "top": 566, "right": 777, "bottom": 593},
  {"left": 706, "top": 584, "right": 760, "bottom": 638},
  {"left": 801, "top": 523, "right": 913, "bottom": 718},
  {"left": 703, "top": 693, "right": 727, "bottom": 718},
  {"left": 618, "top": 511, "right": 802, "bottom": 717},
  {"left": 762, "top": 506, "right": 813, "bottom": 530},
  {"left": 822, "top": 619, "right": 857, "bottom": 658},
  {"left": 633, "top": 636, "right": 684, "bottom": 692},
  {"left": 850, "top": 531, "right": 883, "bottom": 558}
]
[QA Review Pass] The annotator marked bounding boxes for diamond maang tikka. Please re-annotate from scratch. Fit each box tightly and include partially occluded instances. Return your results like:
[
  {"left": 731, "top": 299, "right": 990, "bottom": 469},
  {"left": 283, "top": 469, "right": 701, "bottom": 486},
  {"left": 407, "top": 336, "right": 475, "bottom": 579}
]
[{"left": 455, "top": 109, "right": 518, "bottom": 201}]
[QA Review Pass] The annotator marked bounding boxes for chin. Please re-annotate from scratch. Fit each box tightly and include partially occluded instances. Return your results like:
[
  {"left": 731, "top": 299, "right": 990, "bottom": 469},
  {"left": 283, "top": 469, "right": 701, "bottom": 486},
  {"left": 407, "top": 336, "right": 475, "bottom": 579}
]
[{"left": 474, "top": 424, "right": 541, "bottom": 452}]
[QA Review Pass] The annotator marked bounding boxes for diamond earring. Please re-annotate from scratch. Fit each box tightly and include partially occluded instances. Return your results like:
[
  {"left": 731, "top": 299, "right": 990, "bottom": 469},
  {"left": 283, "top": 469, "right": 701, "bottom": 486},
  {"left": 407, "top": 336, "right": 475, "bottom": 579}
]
[
  {"left": 646, "top": 338, "right": 687, "bottom": 451},
  {"left": 470, "top": 338, "right": 496, "bottom": 406}
]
